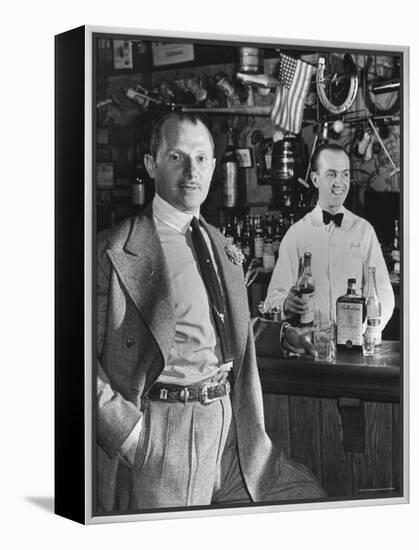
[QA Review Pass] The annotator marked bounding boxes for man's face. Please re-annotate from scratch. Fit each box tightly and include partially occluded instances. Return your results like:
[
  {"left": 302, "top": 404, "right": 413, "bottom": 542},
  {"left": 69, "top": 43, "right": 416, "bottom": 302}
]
[
  {"left": 311, "top": 149, "right": 350, "bottom": 213},
  {"left": 144, "top": 118, "right": 216, "bottom": 213}
]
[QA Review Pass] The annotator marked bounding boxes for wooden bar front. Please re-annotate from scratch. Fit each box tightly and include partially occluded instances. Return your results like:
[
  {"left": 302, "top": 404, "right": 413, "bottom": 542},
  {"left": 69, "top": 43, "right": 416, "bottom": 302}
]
[{"left": 254, "top": 319, "right": 402, "bottom": 499}]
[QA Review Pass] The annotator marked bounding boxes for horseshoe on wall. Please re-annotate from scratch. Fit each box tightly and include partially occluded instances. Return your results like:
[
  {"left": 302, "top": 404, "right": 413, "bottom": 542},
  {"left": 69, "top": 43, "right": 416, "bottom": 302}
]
[{"left": 316, "top": 54, "right": 359, "bottom": 115}]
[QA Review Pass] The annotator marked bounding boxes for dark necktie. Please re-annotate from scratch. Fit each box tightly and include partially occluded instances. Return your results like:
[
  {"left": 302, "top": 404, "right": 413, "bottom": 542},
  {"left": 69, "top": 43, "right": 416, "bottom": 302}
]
[
  {"left": 322, "top": 211, "right": 344, "bottom": 227},
  {"left": 190, "top": 217, "right": 233, "bottom": 365}
]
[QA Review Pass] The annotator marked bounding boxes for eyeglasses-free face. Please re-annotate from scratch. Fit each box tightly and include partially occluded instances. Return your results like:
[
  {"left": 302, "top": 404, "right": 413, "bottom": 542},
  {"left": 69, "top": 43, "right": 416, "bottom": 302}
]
[
  {"left": 311, "top": 150, "right": 351, "bottom": 213},
  {"left": 144, "top": 118, "right": 216, "bottom": 213}
]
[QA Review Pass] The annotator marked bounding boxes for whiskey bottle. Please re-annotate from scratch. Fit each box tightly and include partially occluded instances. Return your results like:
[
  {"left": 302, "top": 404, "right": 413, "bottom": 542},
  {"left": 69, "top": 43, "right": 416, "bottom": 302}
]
[
  {"left": 241, "top": 219, "right": 252, "bottom": 263},
  {"left": 131, "top": 163, "right": 147, "bottom": 208},
  {"left": 336, "top": 278, "right": 365, "bottom": 349},
  {"left": 262, "top": 237, "right": 275, "bottom": 269},
  {"left": 224, "top": 216, "right": 235, "bottom": 246},
  {"left": 253, "top": 215, "right": 265, "bottom": 267},
  {"left": 365, "top": 266, "right": 382, "bottom": 345},
  {"left": 272, "top": 215, "right": 284, "bottom": 261},
  {"left": 272, "top": 225, "right": 282, "bottom": 261},
  {"left": 295, "top": 252, "right": 315, "bottom": 327}
]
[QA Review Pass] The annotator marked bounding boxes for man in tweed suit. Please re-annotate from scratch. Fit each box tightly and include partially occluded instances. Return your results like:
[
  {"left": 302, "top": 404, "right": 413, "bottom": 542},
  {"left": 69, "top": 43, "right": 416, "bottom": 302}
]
[{"left": 96, "top": 112, "right": 325, "bottom": 512}]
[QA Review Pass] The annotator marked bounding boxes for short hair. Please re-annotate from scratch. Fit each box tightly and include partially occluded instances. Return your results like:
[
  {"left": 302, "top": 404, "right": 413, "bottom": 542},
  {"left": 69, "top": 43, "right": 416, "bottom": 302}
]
[
  {"left": 148, "top": 111, "right": 215, "bottom": 159},
  {"left": 311, "top": 143, "right": 350, "bottom": 173}
]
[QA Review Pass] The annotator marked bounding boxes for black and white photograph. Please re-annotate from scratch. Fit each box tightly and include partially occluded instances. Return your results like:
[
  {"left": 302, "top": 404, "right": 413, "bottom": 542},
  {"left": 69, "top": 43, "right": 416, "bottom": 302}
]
[
  {"left": 68, "top": 27, "right": 408, "bottom": 521},
  {"left": 5, "top": 1, "right": 418, "bottom": 548}
]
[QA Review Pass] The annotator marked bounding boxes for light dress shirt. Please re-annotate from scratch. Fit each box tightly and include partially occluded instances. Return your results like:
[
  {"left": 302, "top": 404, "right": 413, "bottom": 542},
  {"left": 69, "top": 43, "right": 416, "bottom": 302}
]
[
  {"left": 120, "top": 194, "right": 226, "bottom": 457},
  {"left": 153, "top": 193, "right": 225, "bottom": 386},
  {"left": 265, "top": 204, "right": 395, "bottom": 329}
]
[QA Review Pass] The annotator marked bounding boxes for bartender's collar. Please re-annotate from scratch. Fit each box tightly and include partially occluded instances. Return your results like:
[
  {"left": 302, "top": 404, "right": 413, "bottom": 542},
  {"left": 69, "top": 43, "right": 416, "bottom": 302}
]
[{"left": 153, "top": 194, "right": 200, "bottom": 234}]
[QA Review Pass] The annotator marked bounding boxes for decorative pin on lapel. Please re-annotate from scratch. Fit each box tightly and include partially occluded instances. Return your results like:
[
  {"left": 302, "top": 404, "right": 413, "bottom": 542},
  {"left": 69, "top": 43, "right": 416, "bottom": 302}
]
[{"left": 225, "top": 244, "right": 245, "bottom": 266}]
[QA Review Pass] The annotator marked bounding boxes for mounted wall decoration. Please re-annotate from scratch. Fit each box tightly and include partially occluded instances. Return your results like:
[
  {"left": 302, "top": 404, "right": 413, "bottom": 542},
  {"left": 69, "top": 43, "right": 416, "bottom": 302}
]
[{"left": 316, "top": 54, "right": 359, "bottom": 114}]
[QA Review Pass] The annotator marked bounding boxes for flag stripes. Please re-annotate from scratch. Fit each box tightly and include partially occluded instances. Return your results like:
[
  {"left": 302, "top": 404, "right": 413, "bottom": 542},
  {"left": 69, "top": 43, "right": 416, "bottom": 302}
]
[{"left": 271, "top": 53, "right": 313, "bottom": 134}]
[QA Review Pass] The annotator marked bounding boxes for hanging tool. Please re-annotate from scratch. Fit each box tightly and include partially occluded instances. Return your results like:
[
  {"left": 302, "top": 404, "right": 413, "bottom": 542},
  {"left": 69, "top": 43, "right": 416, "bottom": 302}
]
[
  {"left": 298, "top": 134, "right": 318, "bottom": 188},
  {"left": 367, "top": 117, "right": 400, "bottom": 176}
]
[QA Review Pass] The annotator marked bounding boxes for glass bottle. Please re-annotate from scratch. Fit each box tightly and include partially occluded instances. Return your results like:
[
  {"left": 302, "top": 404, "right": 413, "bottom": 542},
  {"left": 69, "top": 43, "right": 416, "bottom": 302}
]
[
  {"left": 272, "top": 223, "right": 282, "bottom": 261},
  {"left": 262, "top": 238, "right": 275, "bottom": 269},
  {"left": 264, "top": 212, "right": 273, "bottom": 238},
  {"left": 336, "top": 278, "right": 366, "bottom": 349},
  {"left": 365, "top": 266, "right": 382, "bottom": 345},
  {"left": 277, "top": 212, "right": 286, "bottom": 239},
  {"left": 253, "top": 215, "right": 265, "bottom": 267},
  {"left": 295, "top": 252, "right": 315, "bottom": 327},
  {"left": 131, "top": 163, "right": 146, "bottom": 207},
  {"left": 221, "top": 128, "right": 238, "bottom": 208},
  {"left": 234, "top": 217, "right": 243, "bottom": 246},
  {"left": 241, "top": 219, "right": 252, "bottom": 267},
  {"left": 224, "top": 216, "right": 235, "bottom": 246},
  {"left": 391, "top": 219, "right": 400, "bottom": 282}
]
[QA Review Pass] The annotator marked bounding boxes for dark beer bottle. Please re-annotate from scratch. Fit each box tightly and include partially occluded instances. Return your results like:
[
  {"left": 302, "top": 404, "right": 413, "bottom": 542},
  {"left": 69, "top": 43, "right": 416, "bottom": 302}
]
[{"left": 295, "top": 252, "right": 315, "bottom": 327}]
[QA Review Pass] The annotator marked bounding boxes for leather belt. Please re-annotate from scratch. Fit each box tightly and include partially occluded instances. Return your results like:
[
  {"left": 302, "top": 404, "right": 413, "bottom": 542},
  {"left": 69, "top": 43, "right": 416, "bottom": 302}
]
[{"left": 148, "top": 380, "right": 231, "bottom": 406}]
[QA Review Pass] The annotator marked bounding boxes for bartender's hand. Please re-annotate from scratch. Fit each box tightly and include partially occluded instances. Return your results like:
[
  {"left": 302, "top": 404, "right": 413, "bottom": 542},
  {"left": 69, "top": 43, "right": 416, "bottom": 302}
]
[
  {"left": 284, "top": 286, "right": 310, "bottom": 317},
  {"left": 283, "top": 324, "right": 316, "bottom": 358}
]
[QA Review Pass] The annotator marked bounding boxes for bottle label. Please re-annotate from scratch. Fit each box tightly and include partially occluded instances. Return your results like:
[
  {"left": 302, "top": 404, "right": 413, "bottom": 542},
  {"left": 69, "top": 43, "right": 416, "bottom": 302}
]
[
  {"left": 299, "top": 292, "right": 314, "bottom": 324},
  {"left": 369, "top": 325, "right": 382, "bottom": 345},
  {"left": 254, "top": 236, "right": 264, "bottom": 258},
  {"left": 262, "top": 252, "right": 275, "bottom": 269},
  {"left": 336, "top": 302, "right": 363, "bottom": 346},
  {"left": 367, "top": 318, "right": 382, "bottom": 345}
]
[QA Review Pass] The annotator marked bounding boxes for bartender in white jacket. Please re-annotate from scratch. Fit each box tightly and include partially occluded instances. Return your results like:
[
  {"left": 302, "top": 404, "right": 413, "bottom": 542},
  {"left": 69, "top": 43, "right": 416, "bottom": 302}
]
[{"left": 265, "top": 143, "right": 394, "bottom": 330}]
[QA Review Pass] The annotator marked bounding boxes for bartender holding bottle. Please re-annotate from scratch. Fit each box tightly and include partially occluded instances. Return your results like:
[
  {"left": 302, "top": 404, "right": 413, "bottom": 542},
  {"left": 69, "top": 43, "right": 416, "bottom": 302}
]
[{"left": 265, "top": 143, "right": 395, "bottom": 333}]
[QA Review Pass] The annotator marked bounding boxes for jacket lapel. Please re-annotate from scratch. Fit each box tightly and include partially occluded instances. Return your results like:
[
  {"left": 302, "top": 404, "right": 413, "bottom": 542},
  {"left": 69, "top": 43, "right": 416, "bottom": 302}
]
[
  {"left": 106, "top": 210, "right": 176, "bottom": 364},
  {"left": 201, "top": 219, "right": 249, "bottom": 376}
]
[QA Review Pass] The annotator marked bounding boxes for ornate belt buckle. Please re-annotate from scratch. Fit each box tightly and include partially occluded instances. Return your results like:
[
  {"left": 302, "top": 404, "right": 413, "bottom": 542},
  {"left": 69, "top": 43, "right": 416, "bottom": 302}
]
[{"left": 200, "top": 380, "right": 230, "bottom": 405}]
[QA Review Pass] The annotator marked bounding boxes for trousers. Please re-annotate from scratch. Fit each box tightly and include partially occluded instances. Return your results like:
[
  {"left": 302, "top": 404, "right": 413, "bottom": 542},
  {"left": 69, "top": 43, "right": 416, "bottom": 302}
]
[{"left": 115, "top": 395, "right": 325, "bottom": 511}]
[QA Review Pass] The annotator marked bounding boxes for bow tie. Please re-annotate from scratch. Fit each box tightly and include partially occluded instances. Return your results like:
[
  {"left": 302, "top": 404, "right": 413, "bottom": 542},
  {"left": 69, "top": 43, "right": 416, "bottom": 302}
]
[{"left": 322, "top": 211, "right": 343, "bottom": 227}]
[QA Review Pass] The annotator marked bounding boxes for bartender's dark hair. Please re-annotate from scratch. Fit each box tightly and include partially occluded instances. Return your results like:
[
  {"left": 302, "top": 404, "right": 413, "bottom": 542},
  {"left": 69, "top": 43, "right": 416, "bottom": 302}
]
[
  {"left": 149, "top": 111, "right": 215, "bottom": 159},
  {"left": 311, "top": 143, "right": 350, "bottom": 172}
]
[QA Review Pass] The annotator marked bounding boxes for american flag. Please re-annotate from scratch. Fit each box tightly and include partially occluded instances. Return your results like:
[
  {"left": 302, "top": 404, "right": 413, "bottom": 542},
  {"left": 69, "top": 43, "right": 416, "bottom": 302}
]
[{"left": 271, "top": 53, "right": 313, "bottom": 134}]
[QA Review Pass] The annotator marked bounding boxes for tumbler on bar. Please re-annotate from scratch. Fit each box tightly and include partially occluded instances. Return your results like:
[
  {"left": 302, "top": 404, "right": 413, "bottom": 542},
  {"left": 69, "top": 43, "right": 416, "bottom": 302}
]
[{"left": 313, "top": 307, "right": 336, "bottom": 363}]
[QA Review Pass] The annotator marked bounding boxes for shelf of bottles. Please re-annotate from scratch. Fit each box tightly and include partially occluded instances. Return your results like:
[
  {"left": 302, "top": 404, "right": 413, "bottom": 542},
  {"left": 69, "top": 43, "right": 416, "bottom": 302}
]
[
  {"left": 97, "top": 135, "right": 155, "bottom": 231},
  {"left": 217, "top": 122, "right": 314, "bottom": 275},
  {"left": 218, "top": 210, "right": 299, "bottom": 272}
]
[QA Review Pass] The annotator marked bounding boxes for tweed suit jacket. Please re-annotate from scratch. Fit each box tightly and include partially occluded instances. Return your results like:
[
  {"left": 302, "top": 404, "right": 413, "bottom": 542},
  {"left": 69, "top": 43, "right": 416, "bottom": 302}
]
[{"left": 96, "top": 206, "right": 280, "bottom": 512}]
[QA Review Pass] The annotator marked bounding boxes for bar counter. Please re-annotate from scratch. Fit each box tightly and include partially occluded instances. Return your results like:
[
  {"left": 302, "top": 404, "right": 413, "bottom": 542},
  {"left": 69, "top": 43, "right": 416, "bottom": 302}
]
[
  {"left": 255, "top": 322, "right": 400, "bottom": 406},
  {"left": 254, "top": 318, "right": 400, "bottom": 403},
  {"left": 253, "top": 318, "right": 402, "bottom": 497}
]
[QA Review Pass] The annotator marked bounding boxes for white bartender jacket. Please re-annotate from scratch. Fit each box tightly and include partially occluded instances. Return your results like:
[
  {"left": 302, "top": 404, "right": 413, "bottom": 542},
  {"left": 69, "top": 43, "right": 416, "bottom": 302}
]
[{"left": 265, "top": 204, "right": 395, "bottom": 329}]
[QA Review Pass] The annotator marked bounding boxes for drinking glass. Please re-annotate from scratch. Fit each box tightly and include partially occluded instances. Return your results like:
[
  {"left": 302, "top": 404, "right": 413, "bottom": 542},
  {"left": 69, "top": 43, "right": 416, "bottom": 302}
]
[
  {"left": 362, "top": 330, "right": 375, "bottom": 357},
  {"left": 313, "top": 307, "right": 336, "bottom": 363}
]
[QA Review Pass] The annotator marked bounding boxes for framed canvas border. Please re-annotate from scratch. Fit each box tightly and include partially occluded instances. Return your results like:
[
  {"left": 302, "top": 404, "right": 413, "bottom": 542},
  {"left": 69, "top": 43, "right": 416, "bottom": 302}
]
[{"left": 54, "top": 24, "right": 410, "bottom": 525}]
